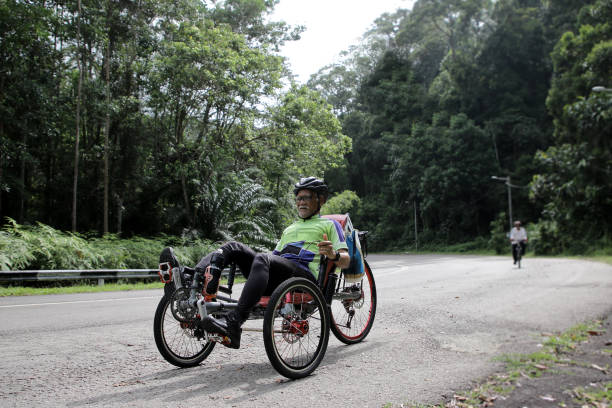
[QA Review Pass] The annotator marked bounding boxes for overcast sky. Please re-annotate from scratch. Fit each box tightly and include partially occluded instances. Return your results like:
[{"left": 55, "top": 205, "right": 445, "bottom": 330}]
[{"left": 271, "top": 0, "right": 414, "bottom": 83}]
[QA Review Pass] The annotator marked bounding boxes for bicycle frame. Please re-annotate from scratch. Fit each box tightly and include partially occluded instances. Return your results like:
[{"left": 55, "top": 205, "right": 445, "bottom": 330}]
[
  {"left": 163, "top": 237, "right": 364, "bottom": 332},
  {"left": 512, "top": 241, "right": 525, "bottom": 268},
  {"left": 175, "top": 262, "right": 323, "bottom": 339}
]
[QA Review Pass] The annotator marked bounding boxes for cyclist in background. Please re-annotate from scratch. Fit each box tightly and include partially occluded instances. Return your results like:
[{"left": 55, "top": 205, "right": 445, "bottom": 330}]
[{"left": 509, "top": 220, "right": 527, "bottom": 265}]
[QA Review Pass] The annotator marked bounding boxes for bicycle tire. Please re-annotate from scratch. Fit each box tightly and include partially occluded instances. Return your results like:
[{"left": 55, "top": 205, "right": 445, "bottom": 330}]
[
  {"left": 515, "top": 245, "right": 522, "bottom": 269},
  {"left": 330, "top": 259, "right": 377, "bottom": 344},
  {"left": 153, "top": 294, "right": 215, "bottom": 368},
  {"left": 263, "top": 277, "right": 330, "bottom": 379}
]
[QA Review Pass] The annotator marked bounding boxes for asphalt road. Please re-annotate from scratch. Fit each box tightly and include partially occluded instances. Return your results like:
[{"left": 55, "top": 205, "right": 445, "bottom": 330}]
[{"left": 1, "top": 254, "right": 611, "bottom": 408}]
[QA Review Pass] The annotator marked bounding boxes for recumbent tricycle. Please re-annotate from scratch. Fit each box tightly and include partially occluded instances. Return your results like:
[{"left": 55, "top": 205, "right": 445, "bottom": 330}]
[{"left": 153, "top": 214, "right": 377, "bottom": 379}]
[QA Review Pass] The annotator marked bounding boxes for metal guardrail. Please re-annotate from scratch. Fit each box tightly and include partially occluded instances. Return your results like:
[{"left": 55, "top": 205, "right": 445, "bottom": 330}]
[
  {"left": 0, "top": 268, "right": 231, "bottom": 286},
  {"left": 0, "top": 269, "right": 159, "bottom": 286}
]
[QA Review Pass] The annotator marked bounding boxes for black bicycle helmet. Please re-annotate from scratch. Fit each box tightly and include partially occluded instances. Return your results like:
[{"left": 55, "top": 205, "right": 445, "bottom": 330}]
[{"left": 293, "top": 177, "right": 328, "bottom": 198}]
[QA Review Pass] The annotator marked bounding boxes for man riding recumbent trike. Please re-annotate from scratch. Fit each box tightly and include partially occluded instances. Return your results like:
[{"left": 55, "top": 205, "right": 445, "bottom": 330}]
[{"left": 153, "top": 177, "right": 377, "bottom": 379}]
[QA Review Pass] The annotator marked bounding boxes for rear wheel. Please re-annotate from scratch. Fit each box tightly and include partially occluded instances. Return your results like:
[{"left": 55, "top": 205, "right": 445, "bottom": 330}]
[
  {"left": 263, "top": 278, "right": 330, "bottom": 379},
  {"left": 330, "top": 260, "right": 377, "bottom": 344},
  {"left": 153, "top": 294, "right": 215, "bottom": 367}
]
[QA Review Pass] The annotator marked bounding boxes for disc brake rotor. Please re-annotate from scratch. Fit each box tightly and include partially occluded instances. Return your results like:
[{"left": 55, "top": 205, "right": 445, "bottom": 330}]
[{"left": 170, "top": 287, "right": 198, "bottom": 323}]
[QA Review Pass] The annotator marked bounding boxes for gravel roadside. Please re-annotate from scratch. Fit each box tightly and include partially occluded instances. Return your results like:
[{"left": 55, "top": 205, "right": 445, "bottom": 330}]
[{"left": 428, "top": 311, "right": 612, "bottom": 408}]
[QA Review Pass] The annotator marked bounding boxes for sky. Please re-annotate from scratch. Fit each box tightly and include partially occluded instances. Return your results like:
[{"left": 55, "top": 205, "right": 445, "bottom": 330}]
[{"left": 270, "top": 0, "right": 414, "bottom": 83}]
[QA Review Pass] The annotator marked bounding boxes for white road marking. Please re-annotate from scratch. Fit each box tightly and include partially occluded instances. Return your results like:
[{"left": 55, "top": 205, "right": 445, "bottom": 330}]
[{"left": 0, "top": 295, "right": 159, "bottom": 309}]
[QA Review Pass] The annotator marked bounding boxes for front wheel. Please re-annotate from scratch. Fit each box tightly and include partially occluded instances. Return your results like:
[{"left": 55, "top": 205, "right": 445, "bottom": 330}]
[
  {"left": 263, "top": 277, "right": 330, "bottom": 379},
  {"left": 514, "top": 245, "right": 522, "bottom": 269},
  {"left": 330, "top": 260, "right": 377, "bottom": 344},
  {"left": 153, "top": 295, "right": 215, "bottom": 368}
]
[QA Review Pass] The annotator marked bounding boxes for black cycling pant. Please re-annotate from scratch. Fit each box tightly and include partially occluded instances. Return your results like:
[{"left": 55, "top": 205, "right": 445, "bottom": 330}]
[
  {"left": 512, "top": 242, "right": 526, "bottom": 261},
  {"left": 196, "top": 241, "right": 316, "bottom": 321}
]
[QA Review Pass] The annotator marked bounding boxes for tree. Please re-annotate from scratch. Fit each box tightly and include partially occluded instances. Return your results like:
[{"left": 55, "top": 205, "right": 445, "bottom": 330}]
[
  {"left": 261, "top": 85, "right": 351, "bottom": 188},
  {"left": 321, "top": 190, "right": 361, "bottom": 216},
  {"left": 532, "top": 0, "right": 612, "bottom": 250},
  {"left": 193, "top": 171, "right": 277, "bottom": 249},
  {"left": 71, "top": 0, "right": 84, "bottom": 232},
  {"left": 147, "top": 13, "right": 284, "bottom": 224},
  {"left": 391, "top": 114, "right": 498, "bottom": 241}
]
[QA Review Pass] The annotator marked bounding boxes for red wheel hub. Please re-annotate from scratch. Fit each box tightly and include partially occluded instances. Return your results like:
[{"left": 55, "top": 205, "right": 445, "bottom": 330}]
[{"left": 284, "top": 319, "right": 309, "bottom": 336}]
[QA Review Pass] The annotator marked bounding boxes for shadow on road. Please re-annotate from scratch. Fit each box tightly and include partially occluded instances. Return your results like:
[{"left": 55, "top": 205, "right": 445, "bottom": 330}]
[{"left": 67, "top": 339, "right": 383, "bottom": 407}]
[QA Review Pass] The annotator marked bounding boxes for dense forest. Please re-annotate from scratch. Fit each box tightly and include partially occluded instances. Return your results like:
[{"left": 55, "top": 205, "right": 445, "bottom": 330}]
[{"left": 1, "top": 0, "right": 611, "bottom": 256}]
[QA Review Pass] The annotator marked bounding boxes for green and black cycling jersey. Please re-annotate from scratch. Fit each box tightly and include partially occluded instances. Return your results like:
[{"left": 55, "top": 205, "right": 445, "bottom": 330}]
[{"left": 273, "top": 215, "right": 347, "bottom": 279}]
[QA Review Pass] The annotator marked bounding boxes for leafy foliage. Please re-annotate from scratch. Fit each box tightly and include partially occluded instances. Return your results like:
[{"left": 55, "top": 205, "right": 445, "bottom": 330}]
[
  {"left": 531, "top": 0, "right": 612, "bottom": 250},
  {"left": 488, "top": 212, "right": 509, "bottom": 255},
  {"left": 0, "top": 218, "right": 214, "bottom": 271},
  {"left": 1, "top": 0, "right": 610, "bottom": 256},
  {"left": 308, "top": 0, "right": 610, "bottom": 252},
  {"left": 0, "top": 0, "right": 349, "bottom": 243},
  {"left": 193, "top": 172, "right": 277, "bottom": 250},
  {"left": 321, "top": 190, "right": 361, "bottom": 216}
]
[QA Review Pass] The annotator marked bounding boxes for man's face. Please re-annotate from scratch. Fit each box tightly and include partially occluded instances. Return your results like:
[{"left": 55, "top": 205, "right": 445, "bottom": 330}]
[{"left": 295, "top": 189, "right": 319, "bottom": 219}]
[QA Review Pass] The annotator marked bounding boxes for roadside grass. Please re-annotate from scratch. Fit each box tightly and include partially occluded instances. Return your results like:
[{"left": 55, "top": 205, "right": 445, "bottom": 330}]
[
  {"left": 571, "top": 382, "right": 612, "bottom": 406},
  {"left": 0, "top": 276, "right": 246, "bottom": 297},
  {"left": 400, "top": 320, "right": 607, "bottom": 408},
  {"left": 585, "top": 255, "right": 612, "bottom": 266},
  {"left": 0, "top": 281, "right": 165, "bottom": 296}
]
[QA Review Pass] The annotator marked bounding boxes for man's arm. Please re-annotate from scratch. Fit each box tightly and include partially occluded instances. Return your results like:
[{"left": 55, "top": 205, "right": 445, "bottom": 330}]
[{"left": 333, "top": 249, "right": 350, "bottom": 269}]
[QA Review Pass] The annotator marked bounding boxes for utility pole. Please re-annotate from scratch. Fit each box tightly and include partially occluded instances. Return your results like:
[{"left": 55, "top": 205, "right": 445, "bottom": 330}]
[{"left": 414, "top": 200, "right": 418, "bottom": 251}]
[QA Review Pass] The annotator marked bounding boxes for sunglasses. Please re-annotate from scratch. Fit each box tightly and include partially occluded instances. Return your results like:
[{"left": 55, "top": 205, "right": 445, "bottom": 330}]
[{"left": 295, "top": 194, "right": 315, "bottom": 203}]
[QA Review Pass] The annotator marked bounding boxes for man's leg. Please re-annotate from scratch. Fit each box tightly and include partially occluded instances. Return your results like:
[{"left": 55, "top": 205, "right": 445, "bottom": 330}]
[
  {"left": 512, "top": 244, "right": 518, "bottom": 264},
  {"left": 190, "top": 241, "right": 256, "bottom": 301},
  {"left": 194, "top": 241, "right": 256, "bottom": 277},
  {"left": 201, "top": 252, "right": 274, "bottom": 349},
  {"left": 201, "top": 253, "right": 312, "bottom": 349},
  {"left": 235, "top": 253, "right": 313, "bottom": 316},
  {"left": 266, "top": 254, "right": 316, "bottom": 295}
]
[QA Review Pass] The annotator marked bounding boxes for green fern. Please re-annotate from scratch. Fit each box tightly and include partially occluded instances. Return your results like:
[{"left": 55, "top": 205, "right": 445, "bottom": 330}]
[
  {"left": 194, "top": 172, "right": 277, "bottom": 248},
  {"left": 1, "top": 217, "right": 215, "bottom": 271}
]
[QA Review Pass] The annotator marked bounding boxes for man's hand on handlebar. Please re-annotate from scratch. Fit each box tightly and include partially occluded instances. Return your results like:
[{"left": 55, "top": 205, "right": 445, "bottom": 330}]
[
  {"left": 317, "top": 233, "right": 335, "bottom": 258},
  {"left": 317, "top": 234, "right": 350, "bottom": 269}
]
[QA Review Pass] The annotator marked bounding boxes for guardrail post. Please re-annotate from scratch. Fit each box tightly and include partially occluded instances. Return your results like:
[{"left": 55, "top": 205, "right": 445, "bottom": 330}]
[{"left": 98, "top": 278, "right": 105, "bottom": 286}]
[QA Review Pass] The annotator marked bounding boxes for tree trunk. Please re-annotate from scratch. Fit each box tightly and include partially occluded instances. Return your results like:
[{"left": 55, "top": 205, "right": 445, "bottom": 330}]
[
  {"left": 0, "top": 119, "right": 3, "bottom": 217},
  {"left": 181, "top": 174, "right": 192, "bottom": 225},
  {"left": 19, "top": 122, "right": 27, "bottom": 224},
  {"left": 72, "top": 0, "right": 83, "bottom": 232},
  {"left": 175, "top": 106, "right": 193, "bottom": 226},
  {"left": 116, "top": 194, "right": 123, "bottom": 235},
  {"left": 103, "top": 30, "right": 111, "bottom": 235}
]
